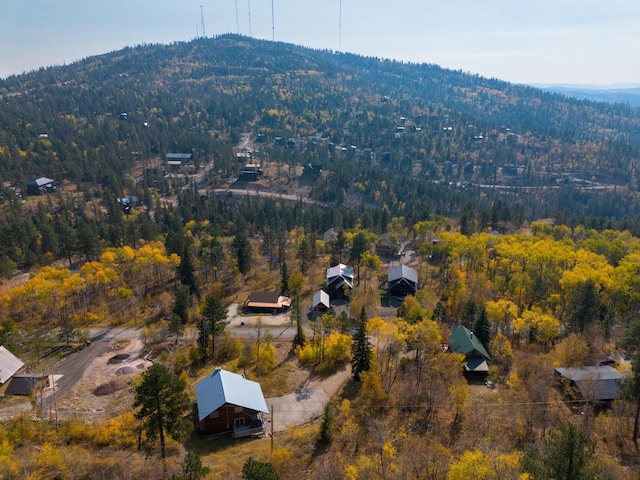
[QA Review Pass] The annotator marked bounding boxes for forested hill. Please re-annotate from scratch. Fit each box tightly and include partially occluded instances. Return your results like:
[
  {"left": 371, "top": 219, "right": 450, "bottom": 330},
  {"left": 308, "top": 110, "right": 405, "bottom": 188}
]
[{"left": 2, "top": 34, "right": 640, "bottom": 272}]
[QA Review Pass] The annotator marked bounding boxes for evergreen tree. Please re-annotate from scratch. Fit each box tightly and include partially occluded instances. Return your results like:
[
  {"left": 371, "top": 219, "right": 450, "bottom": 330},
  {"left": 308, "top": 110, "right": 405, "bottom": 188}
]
[
  {"left": 180, "top": 452, "right": 210, "bottom": 480},
  {"left": 280, "top": 261, "right": 289, "bottom": 295},
  {"left": 133, "top": 363, "right": 193, "bottom": 459},
  {"left": 461, "top": 300, "right": 477, "bottom": 328},
  {"left": 351, "top": 307, "right": 372, "bottom": 380},
  {"left": 318, "top": 403, "right": 334, "bottom": 446},
  {"left": 178, "top": 244, "right": 199, "bottom": 296},
  {"left": 292, "top": 305, "right": 306, "bottom": 350},
  {"left": 566, "top": 279, "right": 599, "bottom": 333},
  {"left": 472, "top": 304, "right": 491, "bottom": 347},
  {"left": 200, "top": 294, "right": 229, "bottom": 359},
  {"left": 233, "top": 231, "right": 252, "bottom": 274},
  {"left": 618, "top": 315, "right": 640, "bottom": 446},
  {"left": 242, "top": 458, "right": 279, "bottom": 480},
  {"left": 521, "top": 422, "right": 595, "bottom": 480},
  {"left": 172, "top": 284, "right": 191, "bottom": 324}
]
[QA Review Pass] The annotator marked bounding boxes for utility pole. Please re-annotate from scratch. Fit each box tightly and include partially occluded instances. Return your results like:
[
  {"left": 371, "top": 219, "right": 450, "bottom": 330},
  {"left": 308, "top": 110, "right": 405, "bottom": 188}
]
[{"left": 270, "top": 404, "right": 274, "bottom": 456}]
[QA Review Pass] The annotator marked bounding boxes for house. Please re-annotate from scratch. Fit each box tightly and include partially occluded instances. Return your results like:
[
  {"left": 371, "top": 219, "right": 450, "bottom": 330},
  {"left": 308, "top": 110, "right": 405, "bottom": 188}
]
[
  {"left": 322, "top": 228, "right": 338, "bottom": 245},
  {"left": 387, "top": 264, "right": 418, "bottom": 298},
  {"left": 554, "top": 365, "right": 626, "bottom": 404},
  {"left": 238, "top": 163, "right": 263, "bottom": 181},
  {"left": 375, "top": 232, "right": 399, "bottom": 260},
  {"left": 325, "top": 263, "right": 354, "bottom": 300},
  {"left": 166, "top": 153, "right": 193, "bottom": 173},
  {"left": 195, "top": 368, "right": 269, "bottom": 437},
  {"left": 302, "top": 164, "right": 323, "bottom": 176},
  {"left": 25, "top": 177, "right": 57, "bottom": 196},
  {"left": 245, "top": 292, "right": 291, "bottom": 314},
  {"left": 448, "top": 326, "right": 491, "bottom": 378},
  {"left": 0, "top": 345, "right": 25, "bottom": 395},
  {"left": 312, "top": 290, "right": 331, "bottom": 312}
]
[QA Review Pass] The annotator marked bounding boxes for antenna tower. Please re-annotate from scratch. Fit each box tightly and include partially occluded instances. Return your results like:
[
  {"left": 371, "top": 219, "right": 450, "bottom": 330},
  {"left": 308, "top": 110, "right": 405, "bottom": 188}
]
[
  {"left": 200, "top": 5, "right": 206, "bottom": 38},
  {"left": 247, "top": 0, "right": 252, "bottom": 36},
  {"left": 271, "top": 0, "right": 275, "bottom": 40},
  {"left": 235, "top": 0, "right": 240, "bottom": 34}
]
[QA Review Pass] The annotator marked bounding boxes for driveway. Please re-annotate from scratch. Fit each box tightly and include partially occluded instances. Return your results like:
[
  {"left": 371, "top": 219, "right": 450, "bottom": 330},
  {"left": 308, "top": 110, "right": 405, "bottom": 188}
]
[{"left": 264, "top": 365, "right": 351, "bottom": 433}]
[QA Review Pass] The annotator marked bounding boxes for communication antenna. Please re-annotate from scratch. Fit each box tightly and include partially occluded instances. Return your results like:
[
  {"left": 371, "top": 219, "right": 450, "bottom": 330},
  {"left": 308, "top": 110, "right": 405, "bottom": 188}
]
[
  {"left": 339, "top": 0, "right": 342, "bottom": 51},
  {"left": 247, "top": 0, "right": 252, "bottom": 36},
  {"left": 235, "top": 0, "right": 240, "bottom": 34},
  {"left": 196, "top": 22, "right": 199, "bottom": 39},
  {"left": 271, "top": 0, "right": 275, "bottom": 40},
  {"left": 200, "top": 5, "right": 206, "bottom": 38}
]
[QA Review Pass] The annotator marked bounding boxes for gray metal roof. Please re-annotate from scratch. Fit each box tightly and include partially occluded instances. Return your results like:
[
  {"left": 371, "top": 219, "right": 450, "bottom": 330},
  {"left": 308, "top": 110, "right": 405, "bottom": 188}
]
[
  {"left": 555, "top": 365, "right": 626, "bottom": 401},
  {"left": 312, "top": 290, "right": 330, "bottom": 309},
  {"left": 196, "top": 368, "right": 268, "bottom": 421},
  {"left": 326, "top": 263, "right": 354, "bottom": 280},
  {"left": 0, "top": 345, "right": 24, "bottom": 384},
  {"left": 388, "top": 264, "right": 418, "bottom": 284}
]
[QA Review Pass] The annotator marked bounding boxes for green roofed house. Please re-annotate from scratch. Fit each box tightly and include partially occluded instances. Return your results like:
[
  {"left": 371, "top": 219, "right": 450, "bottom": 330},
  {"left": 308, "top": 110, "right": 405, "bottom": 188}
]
[{"left": 448, "top": 326, "right": 491, "bottom": 378}]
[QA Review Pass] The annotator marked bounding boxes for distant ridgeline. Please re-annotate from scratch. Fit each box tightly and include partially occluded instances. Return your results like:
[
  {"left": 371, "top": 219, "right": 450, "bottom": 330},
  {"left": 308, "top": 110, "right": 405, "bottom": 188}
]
[{"left": 0, "top": 34, "right": 640, "bottom": 271}]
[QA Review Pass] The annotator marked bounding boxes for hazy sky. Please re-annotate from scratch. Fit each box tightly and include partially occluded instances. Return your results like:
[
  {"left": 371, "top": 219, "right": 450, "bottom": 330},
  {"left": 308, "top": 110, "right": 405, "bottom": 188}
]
[{"left": 1, "top": 1, "right": 639, "bottom": 85}]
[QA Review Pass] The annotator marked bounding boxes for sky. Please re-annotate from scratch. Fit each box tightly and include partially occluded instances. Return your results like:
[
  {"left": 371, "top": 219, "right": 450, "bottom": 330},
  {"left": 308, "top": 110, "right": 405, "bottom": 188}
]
[{"left": 1, "top": 0, "right": 639, "bottom": 86}]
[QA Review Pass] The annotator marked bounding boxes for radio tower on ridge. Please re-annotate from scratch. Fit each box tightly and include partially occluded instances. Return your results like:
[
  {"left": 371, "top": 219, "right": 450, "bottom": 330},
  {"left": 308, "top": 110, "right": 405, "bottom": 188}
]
[
  {"left": 271, "top": 0, "right": 275, "bottom": 40},
  {"left": 200, "top": 5, "right": 206, "bottom": 38},
  {"left": 248, "top": 0, "right": 252, "bottom": 36}
]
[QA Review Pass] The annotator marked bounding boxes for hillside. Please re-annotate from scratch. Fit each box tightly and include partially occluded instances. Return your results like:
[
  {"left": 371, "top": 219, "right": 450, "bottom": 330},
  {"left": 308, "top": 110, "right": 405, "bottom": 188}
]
[{"left": 3, "top": 35, "right": 640, "bottom": 479}]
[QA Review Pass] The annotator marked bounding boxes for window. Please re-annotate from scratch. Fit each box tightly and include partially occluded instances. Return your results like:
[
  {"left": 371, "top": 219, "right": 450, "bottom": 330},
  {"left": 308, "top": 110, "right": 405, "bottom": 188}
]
[
  {"left": 234, "top": 418, "right": 245, "bottom": 428},
  {"left": 234, "top": 406, "right": 243, "bottom": 413},
  {"left": 211, "top": 411, "right": 219, "bottom": 418}
]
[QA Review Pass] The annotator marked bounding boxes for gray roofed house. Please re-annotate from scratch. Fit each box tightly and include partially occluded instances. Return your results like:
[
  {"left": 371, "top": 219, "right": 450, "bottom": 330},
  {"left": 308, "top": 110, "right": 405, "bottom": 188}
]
[
  {"left": 326, "top": 263, "right": 354, "bottom": 299},
  {"left": 0, "top": 345, "right": 25, "bottom": 394},
  {"left": 25, "top": 177, "right": 56, "bottom": 196},
  {"left": 387, "top": 264, "right": 418, "bottom": 297},
  {"left": 323, "top": 228, "right": 338, "bottom": 245},
  {"left": 195, "top": 368, "right": 268, "bottom": 437},
  {"left": 554, "top": 365, "right": 627, "bottom": 402}
]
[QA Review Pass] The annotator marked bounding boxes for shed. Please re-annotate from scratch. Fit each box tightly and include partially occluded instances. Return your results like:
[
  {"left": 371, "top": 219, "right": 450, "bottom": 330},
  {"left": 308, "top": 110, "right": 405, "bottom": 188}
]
[
  {"left": 312, "top": 290, "right": 330, "bottom": 312},
  {"left": 554, "top": 365, "right": 626, "bottom": 403},
  {"left": 195, "top": 368, "right": 268, "bottom": 437},
  {"left": 0, "top": 345, "right": 25, "bottom": 394},
  {"left": 4, "top": 374, "right": 52, "bottom": 396},
  {"left": 448, "top": 326, "right": 490, "bottom": 378}
]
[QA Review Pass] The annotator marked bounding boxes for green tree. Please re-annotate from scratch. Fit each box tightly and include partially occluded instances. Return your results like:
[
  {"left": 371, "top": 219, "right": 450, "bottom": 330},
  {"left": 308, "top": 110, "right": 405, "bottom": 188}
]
[
  {"left": 521, "top": 422, "right": 594, "bottom": 480},
  {"left": 318, "top": 404, "right": 334, "bottom": 446},
  {"left": 242, "top": 457, "right": 279, "bottom": 480},
  {"left": 280, "top": 261, "right": 289, "bottom": 295},
  {"left": 177, "top": 452, "right": 210, "bottom": 480},
  {"left": 566, "top": 279, "right": 599, "bottom": 333},
  {"left": 618, "top": 315, "right": 640, "bottom": 446},
  {"left": 173, "top": 284, "right": 191, "bottom": 324},
  {"left": 133, "top": 363, "right": 193, "bottom": 459},
  {"left": 351, "top": 307, "right": 372, "bottom": 380},
  {"left": 200, "top": 294, "right": 229, "bottom": 359},
  {"left": 178, "top": 245, "right": 199, "bottom": 296},
  {"left": 292, "top": 306, "right": 306, "bottom": 350},
  {"left": 233, "top": 231, "right": 252, "bottom": 274},
  {"left": 472, "top": 305, "right": 491, "bottom": 348}
]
